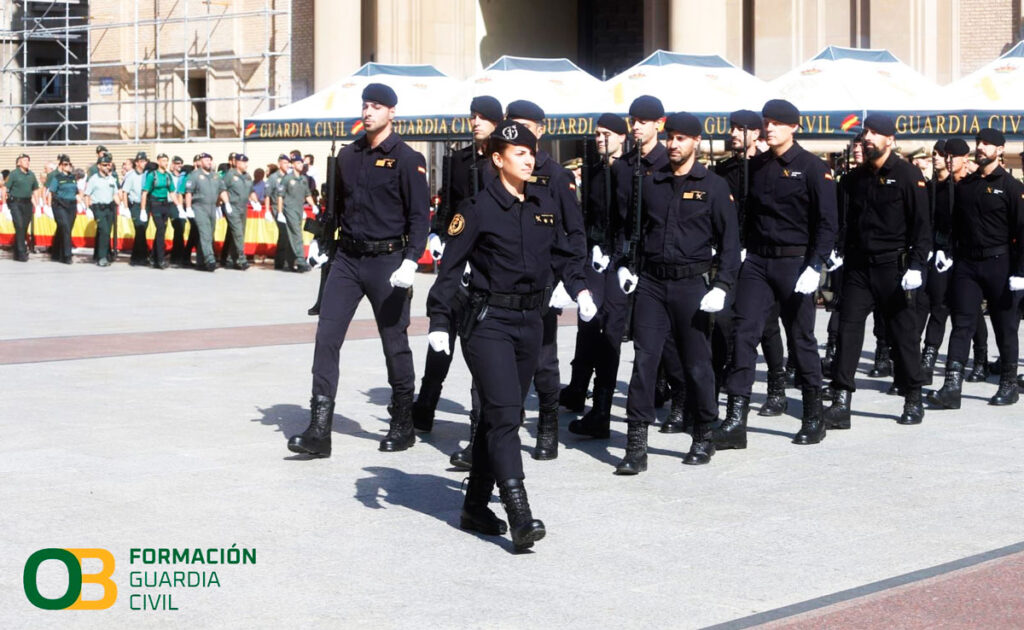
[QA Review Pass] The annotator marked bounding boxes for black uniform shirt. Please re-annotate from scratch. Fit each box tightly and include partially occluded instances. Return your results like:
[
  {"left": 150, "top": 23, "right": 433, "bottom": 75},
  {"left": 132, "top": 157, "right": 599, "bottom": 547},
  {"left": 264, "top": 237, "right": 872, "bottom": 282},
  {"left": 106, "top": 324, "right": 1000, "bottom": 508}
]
[
  {"left": 531, "top": 149, "right": 587, "bottom": 275},
  {"left": 582, "top": 154, "right": 616, "bottom": 250},
  {"left": 927, "top": 175, "right": 954, "bottom": 252},
  {"left": 434, "top": 143, "right": 495, "bottom": 236},
  {"left": 839, "top": 151, "right": 931, "bottom": 270},
  {"left": 336, "top": 131, "right": 430, "bottom": 262},
  {"left": 951, "top": 165, "right": 1024, "bottom": 274},
  {"left": 637, "top": 161, "right": 741, "bottom": 290},
  {"left": 611, "top": 142, "right": 669, "bottom": 256},
  {"left": 745, "top": 142, "right": 838, "bottom": 268},
  {"left": 427, "top": 177, "right": 587, "bottom": 333},
  {"left": 714, "top": 152, "right": 757, "bottom": 246}
]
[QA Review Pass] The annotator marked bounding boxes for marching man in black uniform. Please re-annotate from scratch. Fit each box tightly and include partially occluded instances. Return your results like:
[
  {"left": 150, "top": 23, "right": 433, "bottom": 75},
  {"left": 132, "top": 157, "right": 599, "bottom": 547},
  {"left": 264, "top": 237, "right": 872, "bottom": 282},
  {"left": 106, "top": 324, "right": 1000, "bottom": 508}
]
[
  {"left": 821, "top": 114, "right": 931, "bottom": 428},
  {"left": 414, "top": 95, "right": 502, "bottom": 470},
  {"left": 287, "top": 83, "right": 429, "bottom": 457},
  {"left": 716, "top": 99, "right": 838, "bottom": 448},
  {"left": 929, "top": 128, "right": 1024, "bottom": 409},
  {"left": 426, "top": 120, "right": 590, "bottom": 551},
  {"left": 613, "top": 112, "right": 740, "bottom": 473}
]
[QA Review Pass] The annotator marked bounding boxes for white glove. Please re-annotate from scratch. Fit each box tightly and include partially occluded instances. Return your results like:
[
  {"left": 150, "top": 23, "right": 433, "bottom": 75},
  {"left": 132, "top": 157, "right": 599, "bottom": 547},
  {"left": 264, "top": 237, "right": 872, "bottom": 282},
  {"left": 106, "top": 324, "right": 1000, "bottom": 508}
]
[
  {"left": 264, "top": 208, "right": 274, "bottom": 221},
  {"left": 176, "top": 204, "right": 185, "bottom": 219},
  {"left": 215, "top": 207, "right": 223, "bottom": 220},
  {"left": 250, "top": 201, "right": 262, "bottom": 214},
  {"left": 617, "top": 267, "right": 639, "bottom": 294},
  {"left": 306, "top": 240, "right": 329, "bottom": 268},
  {"left": 700, "top": 287, "right": 727, "bottom": 313},
  {"left": 591, "top": 245, "right": 610, "bottom": 273},
  {"left": 740, "top": 248, "right": 747, "bottom": 263},
  {"left": 826, "top": 250, "right": 844, "bottom": 272},
  {"left": 427, "top": 233, "right": 445, "bottom": 261},
  {"left": 901, "top": 269, "right": 923, "bottom": 291},
  {"left": 1009, "top": 276, "right": 1024, "bottom": 291},
  {"left": 935, "top": 250, "right": 953, "bottom": 273},
  {"left": 118, "top": 204, "right": 130, "bottom": 218},
  {"left": 794, "top": 266, "right": 820, "bottom": 294},
  {"left": 427, "top": 331, "right": 450, "bottom": 355},
  {"left": 224, "top": 203, "right": 233, "bottom": 216},
  {"left": 389, "top": 259, "right": 418, "bottom": 289},
  {"left": 276, "top": 210, "right": 287, "bottom": 224},
  {"left": 577, "top": 290, "right": 597, "bottom": 322},
  {"left": 549, "top": 281, "right": 575, "bottom": 309},
  {"left": 85, "top": 209, "right": 94, "bottom": 220},
  {"left": 927, "top": 250, "right": 934, "bottom": 262},
  {"left": 139, "top": 207, "right": 148, "bottom": 222},
  {"left": 185, "top": 206, "right": 195, "bottom": 219},
  {"left": 43, "top": 204, "right": 54, "bottom": 219}
]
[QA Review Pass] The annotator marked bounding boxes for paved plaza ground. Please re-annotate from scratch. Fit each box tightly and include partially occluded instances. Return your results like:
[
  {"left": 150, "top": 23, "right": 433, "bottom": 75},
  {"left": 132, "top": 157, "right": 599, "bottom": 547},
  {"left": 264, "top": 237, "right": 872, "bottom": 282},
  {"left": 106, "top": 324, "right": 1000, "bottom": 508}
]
[{"left": 2, "top": 250, "right": 1023, "bottom": 629}]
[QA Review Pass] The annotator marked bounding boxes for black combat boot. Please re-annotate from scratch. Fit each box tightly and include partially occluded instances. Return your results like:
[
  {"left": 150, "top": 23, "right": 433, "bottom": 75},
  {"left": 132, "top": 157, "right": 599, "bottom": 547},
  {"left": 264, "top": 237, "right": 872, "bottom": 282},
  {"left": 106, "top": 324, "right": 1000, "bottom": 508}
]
[
  {"left": 823, "top": 389, "right": 851, "bottom": 430},
  {"left": 713, "top": 394, "right": 749, "bottom": 450},
  {"left": 920, "top": 344, "right": 939, "bottom": 386},
  {"left": 967, "top": 351, "right": 990, "bottom": 383},
  {"left": 784, "top": 362, "right": 797, "bottom": 387},
  {"left": 759, "top": 368, "right": 789, "bottom": 416},
  {"left": 989, "top": 367, "right": 1020, "bottom": 406},
  {"left": 898, "top": 388, "right": 924, "bottom": 424},
  {"left": 614, "top": 421, "right": 648, "bottom": 475},
  {"left": 533, "top": 407, "right": 559, "bottom": 460},
  {"left": 379, "top": 399, "right": 415, "bottom": 452},
  {"left": 793, "top": 386, "right": 826, "bottom": 445},
  {"left": 927, "top": 361, "right": 964, "bottom": 409},
  {"left": 682, "top": 422, "right": 716, "bottom": 465},
  {"left": 411, "top": 400, "right": 435, "bottom": 433},
  {"left": 498, "top": 479, "right": 545, "bottom": 552},
  {"left": 568, "top": 386, "right": 612, "bottom": 438},
  {"left": 287, "top": 395, "right": 335, "bottom": 457},
  {"left": 449, "top": 410, "right": 479, "bottom": 470},
  {"left": 868, "top": 344, "right": 893, "bottom": 378},
  {"left": 660, "top": 387, "right": 687, "bottom": 433},
  {"left": 460, "top": 475, "right": 507, "bottom": 536},
  {"left": 559, "top": 384, "right": 587, "bottom": 413},
  {"left": 821, "top": 340, "right": 836, "bottom": 375}
]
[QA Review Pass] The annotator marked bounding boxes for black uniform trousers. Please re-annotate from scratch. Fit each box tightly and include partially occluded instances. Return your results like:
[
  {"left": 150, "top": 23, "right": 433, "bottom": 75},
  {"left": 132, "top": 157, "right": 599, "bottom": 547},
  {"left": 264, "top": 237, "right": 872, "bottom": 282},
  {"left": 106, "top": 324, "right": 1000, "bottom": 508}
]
[
  {"left": 415, "top": 290, "right": 481, "bottom": 415},
  {"left": 311, "top": 250, "right": 415, "bottom": 402},
  {"left": 918, "top": 267, "right": 988, "bottom": 353},
  {"left": 726, "top": 254, "right": 822, "bottom": 395},
  {"left": 91, "top": 203, "right": 115, "bottom": 262},
  {"left": 274, "top": 217, "right": 295, "bottom": 270},
  {"left": 573, "top": 262, "right": 629, "bottom": 391},
  {"left": 51, "top": 198, "right": 76, "bottom": 262},
  {"left": 713, "top": 293, "right": 788, "bottom": 390},
  {"left": 831, "top": 260, "right": 925, "bottom": 392},
  {"left": 171, "top": 212, "right": 188, "bottom": 266},
  {"left": 626, "top": 274, "right": 716, "bottom": 426},
  {"left": 8, "top": 198, "right": 33, "bottom": 260},
  {"left": 947, "top": 255, "right": 1022, "bottom": 371},
  {"left": 129, "top": 201, "right": 149, "bottom": 264},
  {"left": 466, "top": 306, "right": 543, "bottom": 482},
  {"left": 532, "top": 308, "right": 561, "bottom": 412},
  {"left": 149, "top": 200, "right": 174, "bottom": 266}
]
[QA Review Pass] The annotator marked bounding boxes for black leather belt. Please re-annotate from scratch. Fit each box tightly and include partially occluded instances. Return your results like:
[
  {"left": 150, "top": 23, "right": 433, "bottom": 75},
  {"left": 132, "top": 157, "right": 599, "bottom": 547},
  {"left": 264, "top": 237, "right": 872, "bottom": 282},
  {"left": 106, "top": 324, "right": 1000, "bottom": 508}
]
[
  {"left": 958, "top": 244, "right": 1008, "bottom": 260},
  {"left": 848, "top": 249, "right": 905, "bottom": 265},
  {"left": 749, "top": 245, "right": 806, "bottom": 258},
  {"left": 339, "top": 235, "right": 407, "bottom": 256},
  {"left": 482, "top": 290, "right": 545, "bottom": 311},
  {"left": 643, "top": 260, "right": 711, "bottom": 280},
  {"left": 92, "top": 202, "right": 115, "bottom": 208}
]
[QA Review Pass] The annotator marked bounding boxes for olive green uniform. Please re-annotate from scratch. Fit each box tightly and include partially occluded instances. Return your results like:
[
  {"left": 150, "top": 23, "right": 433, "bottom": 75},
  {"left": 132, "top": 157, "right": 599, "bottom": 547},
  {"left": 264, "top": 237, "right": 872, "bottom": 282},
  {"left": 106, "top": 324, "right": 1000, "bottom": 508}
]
[
  {"left": 4, "top": 167, "right": 39, "bottom": 261},
  {"left": 221, "top": 168, "right": 253, "bottom": 267},
  {"left": 184, "top": 167, "right": 226, "bottom": 269},
  {"left": 278, "top": 171, "right": 309, "bottom": 266}
]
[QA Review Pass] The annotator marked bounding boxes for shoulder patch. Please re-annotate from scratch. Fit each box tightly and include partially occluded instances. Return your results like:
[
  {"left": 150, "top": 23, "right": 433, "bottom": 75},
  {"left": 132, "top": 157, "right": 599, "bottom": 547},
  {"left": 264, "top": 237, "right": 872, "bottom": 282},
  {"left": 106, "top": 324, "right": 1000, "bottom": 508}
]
[
  {"left": 417, "top": 165, "right": 426, "bottom": 174},
  {"left": 448, "top": 213, "right": 465, "bottom": 236},
  {"left": 917, "top": 180, "right": 926, "bottom": 188},
  {"left": 824, "top": 172, "right": 833, "bottom": 180},
  {"left": 375, "top": 158, "right": 397, "bottom": 169}
]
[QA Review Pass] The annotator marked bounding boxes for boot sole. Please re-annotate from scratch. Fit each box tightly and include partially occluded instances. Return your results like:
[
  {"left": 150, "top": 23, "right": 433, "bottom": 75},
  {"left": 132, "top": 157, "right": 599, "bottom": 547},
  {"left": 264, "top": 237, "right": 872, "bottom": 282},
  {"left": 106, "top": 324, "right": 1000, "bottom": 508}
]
[
  {"left": 926, "top": 395, "right": 961, "bottom": 410},
  {"left": 792, "top": 433, "right": 826, "bottom": 445},
  {"left": 988, "top": 397, "right": 1019, "bottom": 406},
  {"left": 659, "top": 424, "right": 686, "bottom": 434},
  {"left": 613, "top": 463, "right": 647, "bottom": 475},
  {"left": 714, "top": 440, "right": 746, "bottom": 450},
  {"left": 460, "top": 517, "right": 508, "bottom": 536},
  {"left": 757, "top": 407, "right": 786, "bottom": 417},
  {"left": 379, "top": 439, "right": 415, "bottom": 452},
  {"left": 449, "top": 454, "right": 472, "bottom": 470},
  {"left": 512, "top": 527, "right": 546, "bottom": 551},
  {"left": 287, "top": 442, "right": 331, "bottom": 457},
  {"left": 531, "top": 451, "right": 557, "bottom": 461}
]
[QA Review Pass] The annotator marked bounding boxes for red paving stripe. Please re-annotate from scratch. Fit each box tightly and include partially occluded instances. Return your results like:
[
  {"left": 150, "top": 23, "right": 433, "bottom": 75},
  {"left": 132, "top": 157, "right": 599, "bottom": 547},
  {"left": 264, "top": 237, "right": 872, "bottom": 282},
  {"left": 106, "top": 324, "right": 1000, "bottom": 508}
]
[
  {"left": 764, "top": 551, "right": 1024, "bottom": 630},
  {"left": 0, "top": 310, "right": 578, "bottom": 365}
]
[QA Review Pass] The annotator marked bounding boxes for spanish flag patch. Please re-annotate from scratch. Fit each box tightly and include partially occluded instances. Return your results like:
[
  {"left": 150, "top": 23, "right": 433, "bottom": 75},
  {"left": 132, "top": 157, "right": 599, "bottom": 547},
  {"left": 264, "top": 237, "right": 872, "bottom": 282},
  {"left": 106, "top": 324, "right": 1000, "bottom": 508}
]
[
  {"left": 417, "top": 165, "right": 426, "bottom": 174},
  {"left": 824, "top": 172, "right": 834, "bottom": 181},
  {"left": 917, "top": 180, "right": 926, "bottom": 187}
]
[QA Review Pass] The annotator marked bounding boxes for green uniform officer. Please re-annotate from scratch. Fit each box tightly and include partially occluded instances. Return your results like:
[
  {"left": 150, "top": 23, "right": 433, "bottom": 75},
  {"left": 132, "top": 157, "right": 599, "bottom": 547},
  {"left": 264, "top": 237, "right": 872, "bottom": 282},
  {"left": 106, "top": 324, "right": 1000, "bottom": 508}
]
[
  {"left": 5, "top": 153, "right": 39, "bottom": 261},
  {"left": 184, "top": 152, "right": 228, "bottom": 271},
  {"left": 221, "top": 154, "right": 256, "bottom": 270},
  {"left": 141, "top": 153, "right": 178, "bottom": 269},
  {"left": 277, "top": 154, "right": 314, "bottom": 272},
  {"left": 266, "top": 154, "right": 290, "bottom": 270},
  {"left": 84, "top": 154, "right": 120, "bottom": 266},
  {"left": 46, "top": 154, "right": 79, "bottom": 264}
]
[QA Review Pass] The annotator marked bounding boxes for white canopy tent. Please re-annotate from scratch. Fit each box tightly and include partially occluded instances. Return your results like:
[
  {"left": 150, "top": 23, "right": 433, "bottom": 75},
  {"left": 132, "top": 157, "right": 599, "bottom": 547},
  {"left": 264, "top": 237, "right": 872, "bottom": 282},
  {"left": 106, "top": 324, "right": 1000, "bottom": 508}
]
[
  {"left": 466, "top": 56, "right": 615, "bottom": 119},
  {"left": 937, "top": 41, "right": 1024, "bottom": 111}
]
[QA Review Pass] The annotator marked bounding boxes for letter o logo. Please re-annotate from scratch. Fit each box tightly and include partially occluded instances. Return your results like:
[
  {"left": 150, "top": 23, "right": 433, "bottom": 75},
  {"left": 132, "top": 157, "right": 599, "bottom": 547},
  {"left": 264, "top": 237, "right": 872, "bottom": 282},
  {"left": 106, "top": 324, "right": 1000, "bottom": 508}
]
[{"left": 23, "top": 549, "right": 82, "bottom": 610}]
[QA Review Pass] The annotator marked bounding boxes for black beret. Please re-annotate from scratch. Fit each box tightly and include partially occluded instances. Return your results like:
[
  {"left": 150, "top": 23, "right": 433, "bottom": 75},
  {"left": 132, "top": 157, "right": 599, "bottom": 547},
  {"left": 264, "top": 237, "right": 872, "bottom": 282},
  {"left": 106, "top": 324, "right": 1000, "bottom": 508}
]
[
  {"left": 235, "top": 153, "right": 249, "bottom": 162},
  {"left": 506, "top": 99, "right": 545, "bottom": 122},
  {"left": 976, "top": 127, "right": 1005, "bottom": 146},
  {"left": 470, "top": 95, "right": 503, "bottom": 124},
  {"left": 291, "top": 153, "right": 305, "bottom": 162},
  {"left": 944, "top": 138, "right": 970, "bottom": 157},
  {"left": 863, "top": 113, "right": 896, "bottom": 136},
  {"left": 98, "top": 154, "right": 112, "bottom": 164},
  {"left": 664, "top": 112, "right": 702, "bottom": 137},
  {"left": 932, "top": 139, "right": 946, "bottom": 153},
  {"left": 491, "top": 120, "right": 537, "bottom": 152},
  {"left": 761, "top": 99, "right": 800, "bottom": 126},
  {"left": 199, "top": 152, "right": 212, "bottom": 159},
  {"left": 361, "top": 82, "right": 398, "bottom": 107},
  {"left": 628, "top": 95, "right": 664, "bottom": 120},
  {"left": 729, "top": 109, "right": 762, "bottom": 130},
  {"left": 278, "top": 154, "right": 290, "bottom": 161},
  {"left": 596, "top": 113, "right": 628, "bottom": 135}
]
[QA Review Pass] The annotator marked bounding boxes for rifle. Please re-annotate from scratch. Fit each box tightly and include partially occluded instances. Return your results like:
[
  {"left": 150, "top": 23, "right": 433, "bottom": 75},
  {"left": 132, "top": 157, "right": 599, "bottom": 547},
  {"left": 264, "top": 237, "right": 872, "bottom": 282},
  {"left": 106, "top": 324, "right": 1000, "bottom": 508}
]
[
  {"left": 308, "top": 139, "right": 338, "bottom": 316},
  {"left": 470, "top": 139, "right": 479, "bottom": 197},
  {"left": 622, "top": 138, "right": 644, "bottom": 341},
  {"left": 433, "top": 138, "right": 455, "bottom": 237}
]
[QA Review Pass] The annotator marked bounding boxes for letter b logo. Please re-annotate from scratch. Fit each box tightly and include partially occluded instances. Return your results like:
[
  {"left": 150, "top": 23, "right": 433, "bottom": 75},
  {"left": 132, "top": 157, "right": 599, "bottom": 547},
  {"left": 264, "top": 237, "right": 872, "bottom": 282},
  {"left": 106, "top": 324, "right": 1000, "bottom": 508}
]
[{"left": 24, "top": 548, "right": 117, "bottom": 610}]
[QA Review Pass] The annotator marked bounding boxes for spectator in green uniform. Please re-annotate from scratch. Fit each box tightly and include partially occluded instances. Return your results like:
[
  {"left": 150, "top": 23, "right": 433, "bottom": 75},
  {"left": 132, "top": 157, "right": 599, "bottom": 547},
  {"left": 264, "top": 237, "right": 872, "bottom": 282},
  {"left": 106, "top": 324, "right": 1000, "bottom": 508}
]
[
  {"left": 141, "top": 153, "right": 177, "bottom": 269},
  {"left": 5, "top": 153, "right": 39, "bottom": 262},
  {"left": 277, "top": 153, "right": 314, "bottom": 273},
  {"left": 220, "top": 153, "right": 257, "bottom": 270},
  {"left": 46, "top": 154, "right": 80, "bottom": 264},
  {"left": 183, "top": 152, "right": 228, "bottom": 272},
  {"left": 265, "top": 154, "right": 291, "bottom": 270},
  {"left": 84, "top": 153, "right": 121, "bottom": 267}
]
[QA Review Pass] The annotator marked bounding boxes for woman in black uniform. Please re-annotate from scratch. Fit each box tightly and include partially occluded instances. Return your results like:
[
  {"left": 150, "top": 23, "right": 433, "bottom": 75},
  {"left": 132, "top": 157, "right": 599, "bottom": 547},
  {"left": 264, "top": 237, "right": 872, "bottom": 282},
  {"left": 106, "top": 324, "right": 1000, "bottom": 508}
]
[{"left": 426, "top": 120, "right": 591, "bottom": 551}]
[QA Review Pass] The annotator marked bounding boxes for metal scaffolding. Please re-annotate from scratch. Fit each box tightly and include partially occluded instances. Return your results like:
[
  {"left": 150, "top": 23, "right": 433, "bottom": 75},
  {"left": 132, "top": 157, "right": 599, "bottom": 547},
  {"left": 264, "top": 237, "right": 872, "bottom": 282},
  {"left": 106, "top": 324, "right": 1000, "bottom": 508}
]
[{"left": 0, "top": 0, "right": 292, "bottom": 145}]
